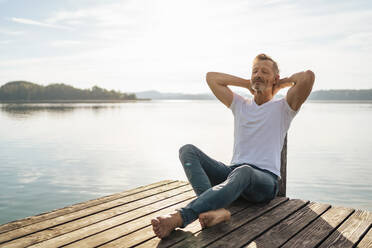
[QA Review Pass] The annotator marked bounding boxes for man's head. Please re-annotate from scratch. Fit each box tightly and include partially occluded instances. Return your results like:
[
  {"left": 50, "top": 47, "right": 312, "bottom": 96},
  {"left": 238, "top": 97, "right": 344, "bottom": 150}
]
[{"left": 251, "top": 54, "right": 280, "bottom": 94}]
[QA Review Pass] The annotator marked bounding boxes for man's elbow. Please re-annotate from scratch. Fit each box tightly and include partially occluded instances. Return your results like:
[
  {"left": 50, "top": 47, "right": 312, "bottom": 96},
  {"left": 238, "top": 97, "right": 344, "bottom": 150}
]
[
  {"left": 305, "top": 70, "right": 315, "bottom": 86},
  {"left": 206, "top": 72, "right": 217, "bottom": 85}
]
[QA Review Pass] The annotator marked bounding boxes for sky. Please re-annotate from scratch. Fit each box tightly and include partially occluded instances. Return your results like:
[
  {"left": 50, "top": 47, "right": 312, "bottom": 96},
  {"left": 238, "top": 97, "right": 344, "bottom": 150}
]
[{"left": 0, "top": 0, "right": 371, "bottom": 94}]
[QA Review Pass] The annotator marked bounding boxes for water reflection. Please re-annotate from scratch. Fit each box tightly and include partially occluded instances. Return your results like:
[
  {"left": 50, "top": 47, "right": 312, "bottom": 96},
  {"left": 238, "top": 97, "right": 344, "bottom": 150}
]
[{"left": 0, "top": 103, "right": 123, "bottom": 119}]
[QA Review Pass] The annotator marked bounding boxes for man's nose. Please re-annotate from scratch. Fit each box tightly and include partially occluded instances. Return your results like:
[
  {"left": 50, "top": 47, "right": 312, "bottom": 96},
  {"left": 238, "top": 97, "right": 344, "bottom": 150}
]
[{"left": 254, "top": 72, "right": 263, "bottom": 79}]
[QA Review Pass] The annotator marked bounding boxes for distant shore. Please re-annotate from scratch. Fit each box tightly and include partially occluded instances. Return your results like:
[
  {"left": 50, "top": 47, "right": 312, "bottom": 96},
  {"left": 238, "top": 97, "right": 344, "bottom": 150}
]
[
  {"left": 0, "top": 99, "right": 151, "bottom": 103},
  {"left": 1, "top": 99, "right": 372, "bottom": 104},
  {"left": 307, "top": 99, "right": 372, "bottom": 103}
]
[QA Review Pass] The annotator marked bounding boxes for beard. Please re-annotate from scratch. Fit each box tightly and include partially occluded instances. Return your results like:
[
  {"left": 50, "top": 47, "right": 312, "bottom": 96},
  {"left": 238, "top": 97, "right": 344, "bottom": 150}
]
[{"left": 252, "top": 80, "right": 268, "bottom": 93}]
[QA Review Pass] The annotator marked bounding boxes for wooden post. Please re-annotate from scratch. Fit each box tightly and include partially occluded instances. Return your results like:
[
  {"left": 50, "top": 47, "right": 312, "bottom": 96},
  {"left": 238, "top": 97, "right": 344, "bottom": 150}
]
[{"left": 278, "top": 133, "right": 287, "bottom": 197}]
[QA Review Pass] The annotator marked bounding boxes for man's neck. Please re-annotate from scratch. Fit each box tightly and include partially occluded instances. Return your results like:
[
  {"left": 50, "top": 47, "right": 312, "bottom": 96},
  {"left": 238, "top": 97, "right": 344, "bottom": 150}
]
[{"left": 253, "top": 91, "right": 274, "bottom": 105}]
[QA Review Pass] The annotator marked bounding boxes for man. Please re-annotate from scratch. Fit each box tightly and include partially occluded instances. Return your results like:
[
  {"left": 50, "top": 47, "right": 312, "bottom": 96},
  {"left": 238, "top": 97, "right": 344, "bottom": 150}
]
[{"left": 151, "top": 54, "right": 315, "bottom": 239}]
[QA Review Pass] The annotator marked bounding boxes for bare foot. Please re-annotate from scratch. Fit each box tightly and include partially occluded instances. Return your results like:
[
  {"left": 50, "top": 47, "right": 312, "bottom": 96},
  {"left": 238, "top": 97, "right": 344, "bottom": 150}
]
[
  {"left": 198, "top": 208, "right": 231, "bottom": 228},
  {"left": 151, "top": 211, "right": 183, "bottom": 239}
]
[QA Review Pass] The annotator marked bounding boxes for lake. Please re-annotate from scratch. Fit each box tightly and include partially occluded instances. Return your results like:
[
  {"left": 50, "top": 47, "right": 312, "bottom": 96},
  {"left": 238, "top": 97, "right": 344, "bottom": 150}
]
[{"left": 0, "top": 99, "right": 371, "bottom": 225}]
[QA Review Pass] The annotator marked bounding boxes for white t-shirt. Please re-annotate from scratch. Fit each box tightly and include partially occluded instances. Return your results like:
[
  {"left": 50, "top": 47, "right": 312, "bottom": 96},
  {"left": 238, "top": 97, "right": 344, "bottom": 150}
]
[{"left": 229, "top": 92, "right": 299, "bottom": 179}]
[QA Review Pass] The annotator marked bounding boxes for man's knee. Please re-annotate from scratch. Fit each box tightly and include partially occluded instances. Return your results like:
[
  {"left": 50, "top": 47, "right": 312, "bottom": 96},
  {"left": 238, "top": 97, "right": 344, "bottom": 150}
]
[
  {"left": 232, "top": 165, "right": 255, "bottom": 180},
  {"left": 226, "top": 165, "right": 255, "bottom": 191},
  {"left": 179, "top": 144, "right": 196, "bottom": 156}
]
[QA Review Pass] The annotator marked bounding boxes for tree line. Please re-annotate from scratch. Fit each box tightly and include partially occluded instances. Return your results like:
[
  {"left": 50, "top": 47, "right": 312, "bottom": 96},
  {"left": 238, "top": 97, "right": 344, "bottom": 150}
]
[
  {"left": 308, "top": 89, "right": 372, "bottom": 100},
  {"left": 0, "top": 81, "right": 137, "bottom": 101}
]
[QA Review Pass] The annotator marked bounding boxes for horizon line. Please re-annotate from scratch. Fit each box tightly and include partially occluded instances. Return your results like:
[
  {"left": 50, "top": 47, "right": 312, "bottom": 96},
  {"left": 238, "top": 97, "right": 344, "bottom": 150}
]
[{"left": 1, "top": 81, "right": 372, "bottom": 94}]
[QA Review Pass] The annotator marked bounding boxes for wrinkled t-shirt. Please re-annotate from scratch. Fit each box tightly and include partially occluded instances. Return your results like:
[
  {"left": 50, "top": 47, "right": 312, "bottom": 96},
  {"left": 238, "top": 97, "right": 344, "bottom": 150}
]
[{"left": 229, "top": 92, "right": 299, "bottom": 179}]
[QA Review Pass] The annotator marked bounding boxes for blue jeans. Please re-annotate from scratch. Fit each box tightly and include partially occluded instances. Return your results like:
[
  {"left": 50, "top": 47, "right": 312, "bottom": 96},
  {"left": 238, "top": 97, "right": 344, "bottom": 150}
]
[{"left": 176, "top": 144, "right": 279, "bottom": 228}]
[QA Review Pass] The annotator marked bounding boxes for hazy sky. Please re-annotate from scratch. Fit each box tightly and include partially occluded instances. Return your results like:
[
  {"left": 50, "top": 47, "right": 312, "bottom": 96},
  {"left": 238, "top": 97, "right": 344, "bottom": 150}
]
[{"left": 0, "top": 0, "right": 371, "bottom": 93}]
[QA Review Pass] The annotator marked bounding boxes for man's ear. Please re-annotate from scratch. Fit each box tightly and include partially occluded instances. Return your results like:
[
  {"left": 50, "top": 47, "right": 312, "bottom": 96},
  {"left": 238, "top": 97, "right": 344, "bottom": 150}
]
[{"left": 275, "top": 74, "right": 280, "bottom": 84}]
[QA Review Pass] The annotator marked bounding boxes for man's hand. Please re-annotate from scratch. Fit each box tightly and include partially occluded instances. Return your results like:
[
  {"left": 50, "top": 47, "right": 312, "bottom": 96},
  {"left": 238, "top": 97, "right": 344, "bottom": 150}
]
[
  {"left": 281, "top": 72, "right": 311, "bottom": 84},
  {"left": 244, "top": 79, "right": 255, "bottom": 95},
  {"left": 272, "top": 78, "right": 295, "bottom": 96}
]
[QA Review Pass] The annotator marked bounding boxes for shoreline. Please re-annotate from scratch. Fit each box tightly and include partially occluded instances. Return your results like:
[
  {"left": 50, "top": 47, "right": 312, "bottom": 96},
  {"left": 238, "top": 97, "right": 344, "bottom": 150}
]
[
  {"left": 0, "top": 98, "right": 151, "bottom": 103},
  {"left": 0, "top": 99, "right": 372, "bottom": 104}
]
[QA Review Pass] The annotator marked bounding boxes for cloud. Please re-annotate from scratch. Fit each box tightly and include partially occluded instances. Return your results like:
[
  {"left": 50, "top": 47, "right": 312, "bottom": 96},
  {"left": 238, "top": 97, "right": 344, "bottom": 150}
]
[
  {"left": 0, "top": 28, "right": 24, "bottom": 35},
  {"left": 0, "top": 40, "right": 12, "bottom": 44},
  {"left": 336, "top": 32, "right": 372, "bottom": 50},
  {"left": 1, "top": 0, "right": 372, "bottom": 92},
  {"left": 50, "top": 40, "right": 82, "bottom": 47},
  {"left": 10, "top": 17, "right": 73, "bottom": 30},
  {"left": 46, "top": 1, "right": 144, "bottom": 28}
]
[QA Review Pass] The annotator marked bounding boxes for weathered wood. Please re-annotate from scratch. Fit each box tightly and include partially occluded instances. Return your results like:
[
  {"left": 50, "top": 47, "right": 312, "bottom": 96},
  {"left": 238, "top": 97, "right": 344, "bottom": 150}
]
[
  {"left": 245, "top": 202, "right": 331, "bottom": 248},
  {"left": 99, "top": 197, "right": 251, "bottom": 248},
  {"left": 98, "top": 196, "right": 278, "bottom": 248},
  {"left": 0, "top": 181, "right": 190, "bottom": 248},
  {"left": 60, "top": 193, "right": 198, "bottom": 248},
  {"left": 357, "top": 227, "right": 372, "bottom": 248},
  {"left": 133, "top": 197, "right": 288, "bottom": 248},
  {"left": 282, "top": 206, "right": 355, "bottom": 248},
  {"left": 0, "top": 180, "right": 370, "bottom": 248},
  {"left": 278, "top": 133, "right": 287, "bottom": 197},
  {"left": 27, "top": 190, "right": 197, "bottom": 248},
  {"left": 207, "top": 199, "right": 308, "bottom": 247},
  {"left": 0, "top": 179, "right": 174, "bottom": 235},
  {"left": 318, "top": 209, "right": 372, "bottom": 248}
]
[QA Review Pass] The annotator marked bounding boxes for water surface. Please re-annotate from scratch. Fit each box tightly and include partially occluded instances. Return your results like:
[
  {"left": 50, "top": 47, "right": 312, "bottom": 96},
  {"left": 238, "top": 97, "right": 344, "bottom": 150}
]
[{"left": 0, "top": 100, "right": 371, "bottom": 224}]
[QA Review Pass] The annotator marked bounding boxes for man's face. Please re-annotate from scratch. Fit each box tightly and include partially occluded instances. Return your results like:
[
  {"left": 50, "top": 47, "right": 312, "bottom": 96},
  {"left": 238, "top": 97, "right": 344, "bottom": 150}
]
[{"left": 251, "top": 60, "right": 278, "bottom": 93}]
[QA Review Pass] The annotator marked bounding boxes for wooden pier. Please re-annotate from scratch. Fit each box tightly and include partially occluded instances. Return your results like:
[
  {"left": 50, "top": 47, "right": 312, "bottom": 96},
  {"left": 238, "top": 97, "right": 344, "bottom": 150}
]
[{"left": 0, "top": 179, "right": 371, "bottom": 248}]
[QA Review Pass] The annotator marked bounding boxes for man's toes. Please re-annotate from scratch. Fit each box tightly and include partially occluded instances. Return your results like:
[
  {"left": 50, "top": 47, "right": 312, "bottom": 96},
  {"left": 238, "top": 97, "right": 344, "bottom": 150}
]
[
  {"left": 199, "top": 214, "right": 206, "bottom": 221},
  {"left": 151, "top": 218, "right": 157, "bottom": 226},
  {"left": 204, "top": 216, "right": 211, "bottom": 226},
  {"left": 152, "top": 218, "right": 160, "bottom": 227},
  {"left": 199, "top": 219, "right": 204, "bottom": 228},
  {"left": 151, "top": 219, "right": 161, "bottom": 234},
  {"left": 153, "top": 223, "right": 159, "bottom": 230},
  {"left": 199, "top": 216, "right": 207, "bottom": 228}
]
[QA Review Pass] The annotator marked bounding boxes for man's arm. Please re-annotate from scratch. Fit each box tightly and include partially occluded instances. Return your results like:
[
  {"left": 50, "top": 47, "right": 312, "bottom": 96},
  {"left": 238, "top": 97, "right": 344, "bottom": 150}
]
[
  {"left": 280, "top": 70, "right": 315, "bottom": 111},
  {"left": 206, "top": 72, "right": 253, "bottom": 108}
]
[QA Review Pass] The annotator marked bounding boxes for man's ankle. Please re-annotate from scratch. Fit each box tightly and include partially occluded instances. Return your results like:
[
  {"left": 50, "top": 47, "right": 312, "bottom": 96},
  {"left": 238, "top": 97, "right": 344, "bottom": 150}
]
[{"left": 170, "top": 211, "right": 183, "bottom": 228}]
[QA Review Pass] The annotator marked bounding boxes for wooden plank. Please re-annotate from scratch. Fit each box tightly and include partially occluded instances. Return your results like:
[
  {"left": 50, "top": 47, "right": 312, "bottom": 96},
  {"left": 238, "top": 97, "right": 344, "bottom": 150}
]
[
  {"left": 357, "top": 227, "right": 372, "bottom": 248},
  {"left": 0, "top": 179, "right": 175, "bottom": 234},
  {"left": 103, "top": 197, "right": 288, "bottom": 248},
  {"left": 282, "top": 206, "right": 355, "bottom": 248},
  {"left": 205, "top": 199, "right": 308, "bottom": 247},
  {"left": 2, "top": 177, "right": 370, "bottom": 248},
  {"left": 278, "top": 133, "right": 287, "bottom": 197},
  {"left": 244, "top": 201, "right": 331, "bottom": 248},
  {"left": 318, "top": 209, "right": 372, "bottom": 248},
  {"left": 26, "top": 189, "right": 197, "bottom": 248},
  {"left": 0, "top": 181, "right": 190, "bottom": 248}
]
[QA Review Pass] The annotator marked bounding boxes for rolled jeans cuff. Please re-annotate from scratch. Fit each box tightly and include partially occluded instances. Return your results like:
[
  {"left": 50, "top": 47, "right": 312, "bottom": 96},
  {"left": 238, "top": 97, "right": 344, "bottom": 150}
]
[{"left": 175, "top": 207, "right": 198, "bottom": 228}]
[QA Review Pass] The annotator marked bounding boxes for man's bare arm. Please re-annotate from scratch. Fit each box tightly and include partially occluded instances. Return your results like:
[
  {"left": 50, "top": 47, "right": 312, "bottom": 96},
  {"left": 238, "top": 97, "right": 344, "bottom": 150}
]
[
  {"left": 206, "top": 72, "right": 253, "bottom": 108},
  {"left": 280, "top": 70, "right": 315, "bottom": 111}
]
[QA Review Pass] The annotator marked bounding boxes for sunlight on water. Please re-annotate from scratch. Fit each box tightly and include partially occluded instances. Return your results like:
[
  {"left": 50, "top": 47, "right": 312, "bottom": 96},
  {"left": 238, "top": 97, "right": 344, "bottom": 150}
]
[{"left": 0, "top": 100, "right": 371, "bottom": 224}]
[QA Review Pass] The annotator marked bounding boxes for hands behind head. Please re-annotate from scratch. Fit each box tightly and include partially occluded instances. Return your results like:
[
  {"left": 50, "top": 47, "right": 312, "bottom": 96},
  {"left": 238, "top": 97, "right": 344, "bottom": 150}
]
[{"left": 272, "top": 77, "right": 295, "bottom": 96}]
